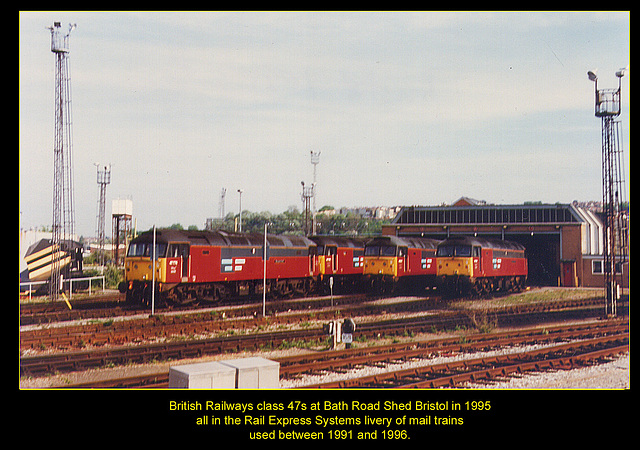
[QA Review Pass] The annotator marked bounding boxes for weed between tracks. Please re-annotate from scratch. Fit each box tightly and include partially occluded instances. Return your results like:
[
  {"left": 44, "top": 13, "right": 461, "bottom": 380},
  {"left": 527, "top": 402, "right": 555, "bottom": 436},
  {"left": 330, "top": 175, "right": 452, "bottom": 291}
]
[
  {"left": 439, "top": 287, "right": 606, "bottom": 335},
  {"left": 451, "top": 287, "right": 604, "bottom": 310}
]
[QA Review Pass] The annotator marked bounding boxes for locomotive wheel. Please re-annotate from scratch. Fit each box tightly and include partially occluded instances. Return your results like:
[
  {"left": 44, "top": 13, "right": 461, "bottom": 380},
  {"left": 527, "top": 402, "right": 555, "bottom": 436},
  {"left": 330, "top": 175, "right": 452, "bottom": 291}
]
[
  {"left": 143, "top": 285, "right": 166, "bottom": 308},
  {"left": 126, "top": 283, "right": 145, "bottom": 306},
  {"left": 277, "top": 281, "right": 294, "bottom": 299}
]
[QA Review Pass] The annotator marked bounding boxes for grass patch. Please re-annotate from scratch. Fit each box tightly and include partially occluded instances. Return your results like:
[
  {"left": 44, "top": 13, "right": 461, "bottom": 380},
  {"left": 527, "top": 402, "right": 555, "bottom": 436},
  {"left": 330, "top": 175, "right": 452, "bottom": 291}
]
[{"left": 450, "top": 287, "right": 603, "bottom": 311}]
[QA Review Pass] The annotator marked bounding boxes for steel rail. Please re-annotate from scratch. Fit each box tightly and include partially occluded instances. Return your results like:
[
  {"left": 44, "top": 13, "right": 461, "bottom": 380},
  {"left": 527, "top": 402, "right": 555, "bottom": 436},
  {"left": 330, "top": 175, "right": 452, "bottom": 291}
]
[
  {"left": 277, "top": 321, "right": 628, "bottom": 377},
  {"left": 20, "top": 302, "right": 623, "bottom": 377},
  {"left": 301, "top": 333, "right": 629, "bottom": 388},
  {"left": 20, "top": 295, "right": 436, "bottom": 350},
  {"left": 56, "top": 320, "right": 627, "bottom": 388}
]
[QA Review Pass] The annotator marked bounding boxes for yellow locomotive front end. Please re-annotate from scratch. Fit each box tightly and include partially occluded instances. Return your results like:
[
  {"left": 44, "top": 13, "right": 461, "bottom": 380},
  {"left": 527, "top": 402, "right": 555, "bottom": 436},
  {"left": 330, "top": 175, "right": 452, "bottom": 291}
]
[
  {"left": 363, "top": 255, "right": 398, "bottom": 277},
  {"left": 363, "top": 240, "right": 398, "bottom": 278},
  {"left": 363, "top": 237, "right": 402, "bottom": 293},
  {"left": 436, "top": 240, "right": 478, "bottom": 296},
  {"left": 119, "top": 239, "right": 168, "bottom": 304},
  {"left": 437, "top": 256, "right": 474, "bottom": 278},
  {"left": 436, "top": 242, "right": 474, "bottom": 277},
  {"left": 124, "top": 257, "right": 165, "bottom": 283}
]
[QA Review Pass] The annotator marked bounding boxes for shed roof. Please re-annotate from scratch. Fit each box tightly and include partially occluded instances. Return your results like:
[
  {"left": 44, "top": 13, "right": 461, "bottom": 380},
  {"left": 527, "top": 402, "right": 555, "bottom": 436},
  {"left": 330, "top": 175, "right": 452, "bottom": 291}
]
[{"left": 392, "top": 203, "right": 583, "bottom": 226}]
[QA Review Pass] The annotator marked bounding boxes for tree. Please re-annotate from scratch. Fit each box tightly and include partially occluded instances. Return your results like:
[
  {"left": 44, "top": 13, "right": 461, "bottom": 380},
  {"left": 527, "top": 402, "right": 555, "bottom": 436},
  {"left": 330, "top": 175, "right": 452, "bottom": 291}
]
[{"left": 162, "top": 208, "right": 390, "bottom": 236}]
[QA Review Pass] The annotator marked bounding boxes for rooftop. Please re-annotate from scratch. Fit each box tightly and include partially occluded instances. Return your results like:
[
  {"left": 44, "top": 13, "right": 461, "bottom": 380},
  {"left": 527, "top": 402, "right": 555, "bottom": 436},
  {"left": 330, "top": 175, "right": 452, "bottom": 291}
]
[{"left": 392, "top": 202, "right": 585, "bottom": 226}]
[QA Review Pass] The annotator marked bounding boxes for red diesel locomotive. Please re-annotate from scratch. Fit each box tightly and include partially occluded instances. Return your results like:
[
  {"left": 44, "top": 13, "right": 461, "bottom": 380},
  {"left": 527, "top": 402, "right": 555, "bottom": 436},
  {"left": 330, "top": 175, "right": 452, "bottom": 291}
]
[
  {"left": 363, "top": 236, "right": 440, "bottom": 294},
  {"left": 436, "top": 236, "right": 528, "bottom": 297},
  {"left": 310, "top": 236, "right": 367, "bottom": 294},
  {"left": 120, "top": 229, "right": 319, "bottom": 305}
]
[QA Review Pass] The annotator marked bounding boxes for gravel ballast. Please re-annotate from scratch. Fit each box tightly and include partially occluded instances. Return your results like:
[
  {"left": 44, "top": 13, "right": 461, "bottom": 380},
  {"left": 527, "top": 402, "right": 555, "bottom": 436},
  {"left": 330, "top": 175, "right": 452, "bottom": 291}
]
[{"left": 20, "top": 289, "right": 629, "bottom": 390}]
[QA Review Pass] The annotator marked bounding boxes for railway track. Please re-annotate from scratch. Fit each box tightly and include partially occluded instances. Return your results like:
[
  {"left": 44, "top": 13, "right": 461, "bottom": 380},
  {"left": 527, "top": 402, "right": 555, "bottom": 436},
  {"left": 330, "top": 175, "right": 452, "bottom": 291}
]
[
  {"left": 59, "top": 319, "right": 628, "bottom": 388},
  {"left": 20, "top": 290, "right": 626, "bottom": 381},
  {"left": 19, "top": 292, "right": 133, "bottom": 323},
  {"left": 19, "top": 292, "right": 386, "bottom": 325},
  {"left": 19, "top": 292, "right": 375, "bottom": 325},
  {"left": 20, "top": 292, "right": 612, "bottom": 352},
  {"left": 297, "top": 321, "right": 629, "bottom": 388},
  {"left": 20, "top": 295, "right": 436, "bottom": 351},
  {"left": 277, "top": 320, "right": 628, "bottom": 377},
  {"left": 21, "top": 329, "right": 327, "bottom": 379},
  {"left": 20, "top": 288, "right": 607, "bottom": 325},
  {"left": 20, "top": 301, "right": 617, "bottom": 377}
]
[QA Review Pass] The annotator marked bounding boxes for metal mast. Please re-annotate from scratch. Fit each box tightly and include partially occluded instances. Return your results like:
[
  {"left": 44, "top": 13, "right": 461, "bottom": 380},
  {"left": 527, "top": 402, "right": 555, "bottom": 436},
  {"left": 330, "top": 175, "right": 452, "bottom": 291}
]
[
  {"left": 588, "top": 68, "right": 628, "bottom": 317},
  {"left": 95, "top": 164, "right": 111, "bottom": 268},
  {"left": 48, "top": 22, "right": 77, "bottom": 301},
  {"left": 310, "top": 151, "right": 320, "bottom": 235},
  {"left": 219, "top": 187, "right": 227, "bottom": 219},
  {"left": 237, "top": 189, "right": 243, "bottom": 232},
  {"left": 301, "top": 181, "right": 313, "bottom": 236}
]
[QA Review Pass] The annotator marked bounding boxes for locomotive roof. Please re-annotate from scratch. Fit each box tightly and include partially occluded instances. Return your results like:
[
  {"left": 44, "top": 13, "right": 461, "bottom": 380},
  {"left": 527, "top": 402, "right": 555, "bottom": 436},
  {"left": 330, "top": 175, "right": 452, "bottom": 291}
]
[
  {"left": 131, "top": 229, "right": 316, "bottom": 248},
  {"left": 365, "top": 235, "right": 440, "bottom": 249},
  {"left": 309, "top": 236, "right": 367, "bottom": 248},
  {"left": 438, "top": 236, "right": 525, "bottom": 251}
]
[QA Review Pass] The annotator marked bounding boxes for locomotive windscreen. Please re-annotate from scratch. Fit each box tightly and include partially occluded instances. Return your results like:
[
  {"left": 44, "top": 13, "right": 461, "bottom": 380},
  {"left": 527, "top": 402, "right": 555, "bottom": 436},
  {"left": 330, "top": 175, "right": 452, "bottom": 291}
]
[
  {"left": 364, "top": 245, "right": 397, "bottom": 256},
  {"left": 127, "top": 242, "right": 168, "bottom": 258},
  {"left": 437, "top": 245, "right": 472, "bottom": 257}
]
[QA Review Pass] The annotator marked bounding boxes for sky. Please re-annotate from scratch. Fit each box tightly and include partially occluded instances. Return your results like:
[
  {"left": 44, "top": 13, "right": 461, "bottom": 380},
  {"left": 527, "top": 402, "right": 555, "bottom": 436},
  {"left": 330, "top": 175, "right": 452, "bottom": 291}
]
[{"left": 19, "top": 11, "right": 630, "bottom": 238}]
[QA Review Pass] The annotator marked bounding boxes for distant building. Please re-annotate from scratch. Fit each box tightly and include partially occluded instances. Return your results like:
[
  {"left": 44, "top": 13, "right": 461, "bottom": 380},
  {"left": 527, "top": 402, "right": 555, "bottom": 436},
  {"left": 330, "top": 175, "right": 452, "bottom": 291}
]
[
  {"left": 452, "top": 197, "right": 487, "bottom": 207},
  {"left": 317, "top": 208, "right": 337, "bottom": 217},
  {"left": 337, "top": 206, "right": 400, "bottom": 220}
]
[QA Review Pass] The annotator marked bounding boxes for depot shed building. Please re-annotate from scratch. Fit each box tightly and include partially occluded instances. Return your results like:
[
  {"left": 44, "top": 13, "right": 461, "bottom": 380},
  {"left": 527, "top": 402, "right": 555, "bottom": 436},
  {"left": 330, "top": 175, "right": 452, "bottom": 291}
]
[{"left": 382, "top": 198, "right": 628, "bottom": 289}]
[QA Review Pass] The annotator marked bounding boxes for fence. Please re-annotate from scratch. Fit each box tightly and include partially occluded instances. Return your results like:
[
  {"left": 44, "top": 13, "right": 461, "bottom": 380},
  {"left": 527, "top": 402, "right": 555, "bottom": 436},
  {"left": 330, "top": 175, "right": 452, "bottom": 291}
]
[{"left": 19, "top": 275, "right": 106, "bottom": 301}]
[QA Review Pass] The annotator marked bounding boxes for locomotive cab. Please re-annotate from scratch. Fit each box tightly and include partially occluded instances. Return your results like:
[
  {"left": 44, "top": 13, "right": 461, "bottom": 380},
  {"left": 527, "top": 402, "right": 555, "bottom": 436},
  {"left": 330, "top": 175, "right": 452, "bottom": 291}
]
[
  {"left": 317, "top": 243, "right": 338, "bottom": 276},
  {"left": 165, "top": 242, "right": 191, "bottom": 282},
  {"left": 436, "top": 242, "right": 480, "bottom": 278},
  {"left": 124, "top": 240, "right": 167, "bottom": 281},
  {"left": 121, "top": 237, "right": 169, "bottom": 304},
  {"left": 310, "top": 236, "right": 366, "bottom": 294},
  {"left": 363, "top": 239, "right": 404, "bottom": 278}
]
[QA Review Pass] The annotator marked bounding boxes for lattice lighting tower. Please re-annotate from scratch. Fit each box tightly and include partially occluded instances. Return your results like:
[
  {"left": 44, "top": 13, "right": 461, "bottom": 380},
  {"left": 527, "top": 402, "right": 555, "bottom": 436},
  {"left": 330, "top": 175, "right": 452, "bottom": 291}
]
[
  {"left": 47, "top": 22, "right": 77, "bottom": 301},
  {"left": 310, "top": 151, "right": 320, "bottom": 235},
  {"left": 301, "top": 181, "right": 314, "bottom": 236},
  {"left": 219, "top": 187, "right": 227, "bottom": 219},
  {"left": 588, "top": 68, "right": 628, "bottom": 317},
  {"left": 95, "top": 164, "right": 111, "bottom": 268}
]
